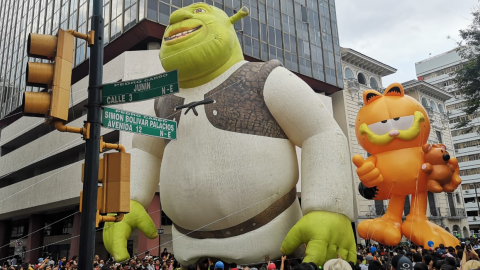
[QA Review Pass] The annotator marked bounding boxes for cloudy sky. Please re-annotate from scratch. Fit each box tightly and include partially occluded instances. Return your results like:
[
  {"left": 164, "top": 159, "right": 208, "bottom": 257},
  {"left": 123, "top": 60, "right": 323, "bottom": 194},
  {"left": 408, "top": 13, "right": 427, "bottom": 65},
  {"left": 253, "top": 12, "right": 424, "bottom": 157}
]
[{"left": 336, "top": 0, "right": 478, "bottom": 86}]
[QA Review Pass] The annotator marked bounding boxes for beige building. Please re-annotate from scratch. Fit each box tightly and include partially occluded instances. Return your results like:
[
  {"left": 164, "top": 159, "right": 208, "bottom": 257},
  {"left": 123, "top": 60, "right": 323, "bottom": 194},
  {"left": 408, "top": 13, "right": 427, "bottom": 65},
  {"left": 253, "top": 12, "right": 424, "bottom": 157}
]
[{"left": 332, "top": 47, "right": 470, "bottom": 243}]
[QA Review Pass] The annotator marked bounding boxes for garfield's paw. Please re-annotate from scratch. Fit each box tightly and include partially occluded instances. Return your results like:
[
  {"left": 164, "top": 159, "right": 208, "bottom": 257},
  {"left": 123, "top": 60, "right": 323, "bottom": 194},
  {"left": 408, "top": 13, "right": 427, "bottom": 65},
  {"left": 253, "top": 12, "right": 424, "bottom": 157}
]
[
  {"left": 402, "top": 217, "right": 459, "bottom": 248},
  {"left": 427, "top": 179, "right": 443, "bottom": 193},
  {"left": 352, "top": 155, "right": 383, "bottom": 188},
  {"left": 358, "top": 216, "right": 402, "bottom": 246}
]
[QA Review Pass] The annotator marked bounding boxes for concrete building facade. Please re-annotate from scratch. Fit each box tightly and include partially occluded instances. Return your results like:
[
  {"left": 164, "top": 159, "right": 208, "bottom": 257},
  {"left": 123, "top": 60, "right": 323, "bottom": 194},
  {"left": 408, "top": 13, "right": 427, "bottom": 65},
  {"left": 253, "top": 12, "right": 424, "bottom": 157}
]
[
  {"left": 416, "top": 49, "right": 480, "bottom": 236},
  {"left": 332, "top": 48, "right": 469, "bottom": 243}
]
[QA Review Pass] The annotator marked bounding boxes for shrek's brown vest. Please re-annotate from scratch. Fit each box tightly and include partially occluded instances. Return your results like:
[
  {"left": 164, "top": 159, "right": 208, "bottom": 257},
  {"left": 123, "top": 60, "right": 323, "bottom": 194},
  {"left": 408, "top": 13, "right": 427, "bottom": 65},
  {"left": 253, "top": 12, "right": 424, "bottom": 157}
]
[{"left": 153, "top": 60, "right": 288, "bottom": 146}]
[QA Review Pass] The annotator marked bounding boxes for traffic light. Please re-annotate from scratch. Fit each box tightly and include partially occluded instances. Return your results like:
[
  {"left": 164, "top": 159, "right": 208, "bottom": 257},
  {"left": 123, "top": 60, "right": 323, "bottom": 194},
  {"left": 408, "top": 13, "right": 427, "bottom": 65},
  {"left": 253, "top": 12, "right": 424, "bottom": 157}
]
[
  {"left": 80, "top": 138, "right": 131, "bottom": 226},
  {"left": 22, "top": 29, "right": 74, "bottom": 123}
]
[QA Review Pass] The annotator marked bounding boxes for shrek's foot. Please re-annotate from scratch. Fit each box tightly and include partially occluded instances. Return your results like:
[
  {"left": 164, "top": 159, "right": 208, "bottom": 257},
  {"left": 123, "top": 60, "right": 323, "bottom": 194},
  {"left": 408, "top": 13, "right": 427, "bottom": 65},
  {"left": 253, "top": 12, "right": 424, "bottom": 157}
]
[
  {"left": 357, "top": 216, "right": 402, "bottom": 246},
  {"left": 402, "top": 216, "right": 459, "bottom": 248}
]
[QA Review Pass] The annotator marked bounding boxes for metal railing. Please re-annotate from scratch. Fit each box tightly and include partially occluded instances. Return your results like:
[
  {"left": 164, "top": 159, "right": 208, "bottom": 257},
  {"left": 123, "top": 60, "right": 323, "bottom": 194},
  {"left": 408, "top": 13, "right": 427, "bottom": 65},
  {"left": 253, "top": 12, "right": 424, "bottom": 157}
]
[
  {"left": 428, "top": 207, "right": 442, "bottom": 219},
  {"left": 368, "top": 205, "right": 388, "bottom": 217},
  {"left": 446, "top": 208, "right": 467, "bottom": 219},
  {"left": 346, "top": 78, "right": 360, "bottom": 91}
]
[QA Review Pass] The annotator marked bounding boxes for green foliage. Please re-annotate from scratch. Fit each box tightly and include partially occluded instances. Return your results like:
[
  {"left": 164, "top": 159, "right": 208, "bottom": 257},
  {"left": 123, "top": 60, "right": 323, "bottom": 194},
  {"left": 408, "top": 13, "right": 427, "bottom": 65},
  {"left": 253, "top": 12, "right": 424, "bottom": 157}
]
[{"left": 453, "top": 7, "right": 480, "bottom": 129}]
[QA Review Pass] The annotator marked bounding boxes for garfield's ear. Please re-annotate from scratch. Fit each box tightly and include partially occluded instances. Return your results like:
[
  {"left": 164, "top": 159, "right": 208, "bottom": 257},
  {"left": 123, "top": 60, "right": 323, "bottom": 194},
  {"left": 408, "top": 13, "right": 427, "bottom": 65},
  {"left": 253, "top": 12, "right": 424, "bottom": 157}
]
[
  {"left": 422, "top": 143, "right": 432, "bottom": 153},
  {"left": 363, "top": 90, "right": 383, "bottom": 106},
  {"left": 384, "top": 83, "right": 405, "bottom": 97}
]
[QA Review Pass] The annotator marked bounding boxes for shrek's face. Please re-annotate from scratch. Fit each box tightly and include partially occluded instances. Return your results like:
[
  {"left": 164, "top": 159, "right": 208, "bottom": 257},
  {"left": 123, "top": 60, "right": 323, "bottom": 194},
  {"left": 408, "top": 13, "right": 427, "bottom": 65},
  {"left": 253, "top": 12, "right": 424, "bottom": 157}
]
[{"left": 159, "top": 4, "right": 238, "bottom": 84}]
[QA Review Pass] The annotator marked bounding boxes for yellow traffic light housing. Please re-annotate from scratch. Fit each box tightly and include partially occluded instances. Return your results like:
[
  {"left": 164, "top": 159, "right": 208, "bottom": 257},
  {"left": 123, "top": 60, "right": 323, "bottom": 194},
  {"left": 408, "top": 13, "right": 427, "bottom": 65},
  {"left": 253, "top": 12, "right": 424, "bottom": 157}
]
[
  {"left": 80, "top": 139, "right": 130, "bottom": 227},
  {"left": 22, "top": 29, "right": 74, "bottom": 123}
]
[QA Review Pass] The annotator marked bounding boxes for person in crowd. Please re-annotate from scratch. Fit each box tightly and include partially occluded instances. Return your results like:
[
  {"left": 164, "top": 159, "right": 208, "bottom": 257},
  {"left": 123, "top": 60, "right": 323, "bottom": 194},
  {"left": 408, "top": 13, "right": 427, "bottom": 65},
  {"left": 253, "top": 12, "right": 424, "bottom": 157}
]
[
  {"left": 323, "top": 258, "right": 351, "bottom": 270},
  {"left": 391, "top": 255, "right": 413, "bottom": 270},
  {"left": 412, "top": 263, "right": 427, "bottom": 270},
  {"left": 356, "top": 255, "right": 367, "bottom": 270}
]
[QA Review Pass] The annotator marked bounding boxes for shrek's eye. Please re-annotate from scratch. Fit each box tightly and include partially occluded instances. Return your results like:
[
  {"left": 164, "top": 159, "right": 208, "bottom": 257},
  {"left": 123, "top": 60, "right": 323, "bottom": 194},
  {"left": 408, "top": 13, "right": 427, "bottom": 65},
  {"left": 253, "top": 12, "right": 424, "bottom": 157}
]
[{"left": 194, "top": 8, "right": 206, "bottom": 13}]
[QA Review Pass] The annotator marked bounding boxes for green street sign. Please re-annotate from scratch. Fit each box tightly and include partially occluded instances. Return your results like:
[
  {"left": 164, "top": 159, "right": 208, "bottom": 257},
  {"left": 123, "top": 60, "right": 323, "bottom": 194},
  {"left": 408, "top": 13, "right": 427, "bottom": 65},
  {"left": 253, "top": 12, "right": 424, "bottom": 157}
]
[
  {"left": 102, "top": 70, "right": 179, "bottom": 105},
  {"left": 102, "top": 107, "right": 177, "bottom": 140}
]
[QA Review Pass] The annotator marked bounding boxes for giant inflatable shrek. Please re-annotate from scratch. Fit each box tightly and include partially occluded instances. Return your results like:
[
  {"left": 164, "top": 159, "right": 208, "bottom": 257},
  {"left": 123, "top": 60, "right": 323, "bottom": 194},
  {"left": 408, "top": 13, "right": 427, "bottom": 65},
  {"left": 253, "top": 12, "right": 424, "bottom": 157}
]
[{"left": 103, "top": 3, "right": 356, "bottom": 266}]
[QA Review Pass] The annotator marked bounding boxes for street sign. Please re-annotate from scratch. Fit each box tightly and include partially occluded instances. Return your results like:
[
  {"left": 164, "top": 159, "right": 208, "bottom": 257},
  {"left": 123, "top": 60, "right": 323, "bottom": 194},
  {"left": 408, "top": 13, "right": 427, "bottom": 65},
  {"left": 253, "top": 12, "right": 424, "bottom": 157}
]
[
  {"left": 102, "top": 70, "right": 179, "bottom": 105},
  {"left": 102, "top": 107, "right": 177, "bottom": 140},
  {"left": 157, "top": 228, "right": 164, "bottom": 235}
]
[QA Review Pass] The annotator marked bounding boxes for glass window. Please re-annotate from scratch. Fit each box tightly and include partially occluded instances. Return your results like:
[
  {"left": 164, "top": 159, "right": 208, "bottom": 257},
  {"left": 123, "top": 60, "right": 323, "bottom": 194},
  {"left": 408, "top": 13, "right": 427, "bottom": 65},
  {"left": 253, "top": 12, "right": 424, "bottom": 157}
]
[
  {"left": 436, "top": 131, "right": 443, "bottom": 144},
  {"left": 159, "top": 2, "right": 169, "bottom": 25},
  {"left": 344, "top": 67, "right": 354, "bottom": 79},
  {"left": 147, "top": 0, "right": 158, "bottom": 20},
  {"left": 430, "top": 100, "right": 437, "bottom": 112},
  {"left": 370, "top": 77, "right": 378, "bottom": 88},
  {"left": 357, "top": 73, "right": 366, "bottom": 85},
  {"left": 438, "top": 104, "right": 444, "bottom": 113},
  {"left": 421, "top": 97, "right": 428, "bottom": 108}
]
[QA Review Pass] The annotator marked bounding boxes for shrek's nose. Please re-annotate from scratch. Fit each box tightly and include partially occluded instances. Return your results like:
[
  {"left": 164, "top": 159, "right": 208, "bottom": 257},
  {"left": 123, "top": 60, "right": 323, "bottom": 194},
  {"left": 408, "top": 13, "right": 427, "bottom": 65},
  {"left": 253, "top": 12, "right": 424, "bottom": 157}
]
[
  {"left": 169, "top": 9, "right": 193, "bottom": 25},
  {"left": 443, "top": 154, "right": 450, "bottom": 161}
]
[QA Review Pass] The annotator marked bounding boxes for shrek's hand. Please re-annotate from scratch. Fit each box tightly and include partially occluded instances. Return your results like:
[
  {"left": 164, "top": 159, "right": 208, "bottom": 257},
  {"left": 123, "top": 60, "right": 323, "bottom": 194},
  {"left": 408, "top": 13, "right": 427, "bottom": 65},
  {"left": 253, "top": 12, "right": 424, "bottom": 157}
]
[
  {"left": 281, "top": 211, "right": 356, "bottom": 267},
  {"left": 103, "top": 200, "right": 158, "bottom": 262}
]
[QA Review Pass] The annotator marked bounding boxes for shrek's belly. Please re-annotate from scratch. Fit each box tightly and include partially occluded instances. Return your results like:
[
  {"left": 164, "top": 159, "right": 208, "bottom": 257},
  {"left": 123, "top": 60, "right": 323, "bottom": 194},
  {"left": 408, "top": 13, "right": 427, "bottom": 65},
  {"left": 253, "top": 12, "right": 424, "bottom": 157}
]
[
  {"left": 159, "top": 104, "right": 298, "bottom": 231},
  {"left": 375, "top": 147, "right": 427, "bottom": 198}
]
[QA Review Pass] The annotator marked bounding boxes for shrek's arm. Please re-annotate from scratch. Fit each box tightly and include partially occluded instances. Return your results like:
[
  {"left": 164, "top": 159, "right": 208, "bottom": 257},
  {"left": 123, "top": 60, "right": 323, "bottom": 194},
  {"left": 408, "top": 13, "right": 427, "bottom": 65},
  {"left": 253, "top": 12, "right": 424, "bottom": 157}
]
[
  {"left": 264, "top": 66, "right": 354, "bottom": 219},
  {"left": 103, "top": 106, "right": 165, "bottom": 261}
]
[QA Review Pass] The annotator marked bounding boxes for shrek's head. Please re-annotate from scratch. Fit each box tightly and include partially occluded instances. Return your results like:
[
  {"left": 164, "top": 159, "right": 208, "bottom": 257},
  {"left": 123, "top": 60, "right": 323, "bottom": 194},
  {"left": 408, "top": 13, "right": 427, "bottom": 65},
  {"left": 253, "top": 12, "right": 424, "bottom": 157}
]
[{"left": 159, "top": 4, "right": 249, "bottom": 88}]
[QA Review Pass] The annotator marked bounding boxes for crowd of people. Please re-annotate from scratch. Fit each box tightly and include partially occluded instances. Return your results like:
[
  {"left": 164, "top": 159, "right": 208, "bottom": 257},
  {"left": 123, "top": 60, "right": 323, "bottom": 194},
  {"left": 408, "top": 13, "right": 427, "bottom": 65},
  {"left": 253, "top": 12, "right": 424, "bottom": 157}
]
[{"left": 4, "top": 240, "right": 480, "bottom": 270}]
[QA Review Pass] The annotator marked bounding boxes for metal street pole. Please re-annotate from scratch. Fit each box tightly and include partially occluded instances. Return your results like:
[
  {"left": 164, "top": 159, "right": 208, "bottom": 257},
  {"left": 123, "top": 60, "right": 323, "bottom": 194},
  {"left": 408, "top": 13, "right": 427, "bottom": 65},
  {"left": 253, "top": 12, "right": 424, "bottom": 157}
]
[{"left": 78, "top": 0, "right": 103, "bottom": 269}]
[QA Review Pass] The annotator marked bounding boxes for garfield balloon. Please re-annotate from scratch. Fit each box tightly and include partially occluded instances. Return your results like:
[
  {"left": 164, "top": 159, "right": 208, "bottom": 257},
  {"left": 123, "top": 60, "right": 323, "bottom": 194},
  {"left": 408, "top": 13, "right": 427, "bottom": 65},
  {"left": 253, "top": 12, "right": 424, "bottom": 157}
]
[{"left": 352, "top": 83, "right": 462, "bottom": 248}]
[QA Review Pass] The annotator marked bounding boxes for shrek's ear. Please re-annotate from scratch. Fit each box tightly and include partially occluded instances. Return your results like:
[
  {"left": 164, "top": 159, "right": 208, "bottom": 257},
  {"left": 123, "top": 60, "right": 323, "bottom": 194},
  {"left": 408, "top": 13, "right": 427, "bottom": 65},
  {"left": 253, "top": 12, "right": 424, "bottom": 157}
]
[{"left": 230, "top": 6, "right": 249, "bottom": 24}]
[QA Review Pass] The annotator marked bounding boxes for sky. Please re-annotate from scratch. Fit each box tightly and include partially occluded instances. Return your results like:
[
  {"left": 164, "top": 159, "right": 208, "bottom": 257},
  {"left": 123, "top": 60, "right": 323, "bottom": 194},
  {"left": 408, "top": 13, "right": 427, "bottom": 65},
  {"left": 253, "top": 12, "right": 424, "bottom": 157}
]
[{"left": 335, "top": 0, "right": 478, "bottom": 86}]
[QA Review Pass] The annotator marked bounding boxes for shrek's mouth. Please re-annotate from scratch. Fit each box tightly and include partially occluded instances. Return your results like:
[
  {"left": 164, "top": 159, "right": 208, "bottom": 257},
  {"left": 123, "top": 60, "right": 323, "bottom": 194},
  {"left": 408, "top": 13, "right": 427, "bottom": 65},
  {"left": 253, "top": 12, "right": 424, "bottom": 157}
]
[
  {"left": 358, "top": 111, "right": 426, "bottom": 146},
  {"left": 164, "top": 26, "right": 202, "bottom": 41}
]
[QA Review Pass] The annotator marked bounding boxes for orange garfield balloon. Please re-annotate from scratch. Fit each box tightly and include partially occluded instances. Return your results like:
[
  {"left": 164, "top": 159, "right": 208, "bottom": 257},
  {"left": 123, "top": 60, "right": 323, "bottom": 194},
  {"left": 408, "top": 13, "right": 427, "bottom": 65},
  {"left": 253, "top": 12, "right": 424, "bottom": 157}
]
[{"left": 352, "top": 83, "right": 461, "bottom": 248}]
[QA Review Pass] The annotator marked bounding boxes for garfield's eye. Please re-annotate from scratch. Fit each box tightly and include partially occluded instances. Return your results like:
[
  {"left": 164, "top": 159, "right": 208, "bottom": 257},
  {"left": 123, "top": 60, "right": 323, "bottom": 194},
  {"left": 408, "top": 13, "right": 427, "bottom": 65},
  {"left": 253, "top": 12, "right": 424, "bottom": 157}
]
[{"left": 194, "top": 8, "right": 206, "bottom": 13}]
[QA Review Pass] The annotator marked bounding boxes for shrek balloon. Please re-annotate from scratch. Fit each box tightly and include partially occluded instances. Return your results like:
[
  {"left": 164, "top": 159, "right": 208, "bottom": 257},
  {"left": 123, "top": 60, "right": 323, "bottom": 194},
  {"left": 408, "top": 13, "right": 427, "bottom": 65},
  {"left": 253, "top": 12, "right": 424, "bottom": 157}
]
[{"left": 103, "top": 4, "right": 356, "bottom": 266}]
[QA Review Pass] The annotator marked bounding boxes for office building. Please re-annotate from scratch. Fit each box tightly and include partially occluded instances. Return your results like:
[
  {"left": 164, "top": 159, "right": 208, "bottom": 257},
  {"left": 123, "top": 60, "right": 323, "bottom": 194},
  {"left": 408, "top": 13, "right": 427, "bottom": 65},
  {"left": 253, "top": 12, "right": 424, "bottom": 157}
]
[
  {"left": 0, "top": 0, "right": 343, "bottom": 120},
  {"left": 416, "top": 49, "right": 480, "bottom": 235}
]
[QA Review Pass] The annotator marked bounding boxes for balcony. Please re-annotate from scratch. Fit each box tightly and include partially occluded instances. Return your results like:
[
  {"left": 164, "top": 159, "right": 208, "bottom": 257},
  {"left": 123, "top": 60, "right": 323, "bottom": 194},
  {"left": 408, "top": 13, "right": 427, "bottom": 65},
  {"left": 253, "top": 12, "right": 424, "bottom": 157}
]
[
  {"left": 429, "top": 207, "right": 442, "bottom": 219},
  {"left": 446, "top": 208, "right": 467, "bottom": 219},
  {"left": 468, "top": 216, "right": 480, "bottom": 225},
  {"left": 465, "top": 202, "right": 480, "bottom": 210},
  {"left": 368, "top": 205, "right": 388, "bottom": 217},
  {"left": 346, "top": 78, "right": 360, "bottom": 91}
]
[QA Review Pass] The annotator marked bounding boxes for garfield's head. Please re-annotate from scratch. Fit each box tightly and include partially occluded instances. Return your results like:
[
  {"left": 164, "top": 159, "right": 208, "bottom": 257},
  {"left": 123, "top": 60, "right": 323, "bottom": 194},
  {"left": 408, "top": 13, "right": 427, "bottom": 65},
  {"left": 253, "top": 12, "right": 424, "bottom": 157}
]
[{"left": 355, "top": 83, "right": 431, "bottom": 155}]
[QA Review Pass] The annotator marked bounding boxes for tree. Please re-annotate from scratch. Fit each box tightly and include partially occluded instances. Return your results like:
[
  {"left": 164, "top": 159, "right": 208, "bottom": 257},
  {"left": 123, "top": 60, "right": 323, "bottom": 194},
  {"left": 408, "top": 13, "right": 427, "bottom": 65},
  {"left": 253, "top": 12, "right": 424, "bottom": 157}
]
[{"left": 451, "top": 7, "right": 480, "bottom": 130}]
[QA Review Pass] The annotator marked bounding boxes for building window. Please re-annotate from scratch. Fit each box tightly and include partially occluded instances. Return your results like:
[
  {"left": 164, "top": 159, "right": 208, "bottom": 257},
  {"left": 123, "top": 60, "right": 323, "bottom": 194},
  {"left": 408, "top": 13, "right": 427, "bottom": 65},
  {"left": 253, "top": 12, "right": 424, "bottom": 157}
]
[
  {"left": 161, "top": 210, "right": 173, "bottom": 225},
  {"left": 456, "top": 193, "right": 461, "bottom": 204},
  {"left": 344, "top": 68, "right": 354, "bottom": 79},
  {"left": 62, "top": 217, "right": 73, "bottom": 235},
  {"left": 11, "top": 225, "right": 24, "bottom": 238},
  {"left": 428, "top": 192, "right": 438, "bottom": 216},
  {"left": 436, "top": 131, "right": 443, "bottom": 144},
  {"left": 374, "top": 200, "right": 384, "bottom": 216},
  {"left": 438, "top": 104, "right": 445, "bottom": 113},
  {"left": 370, "top": 77, "right": 378, "bottom": 89},
  {"left": 358, "top": 73, "right": 366, "bottom": 85},
  {"left": 422, "top": 97, "right": 429, "bottom": 108},
  {"left": 430, "top": 100, "right": 437, "bottom": 112}
]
